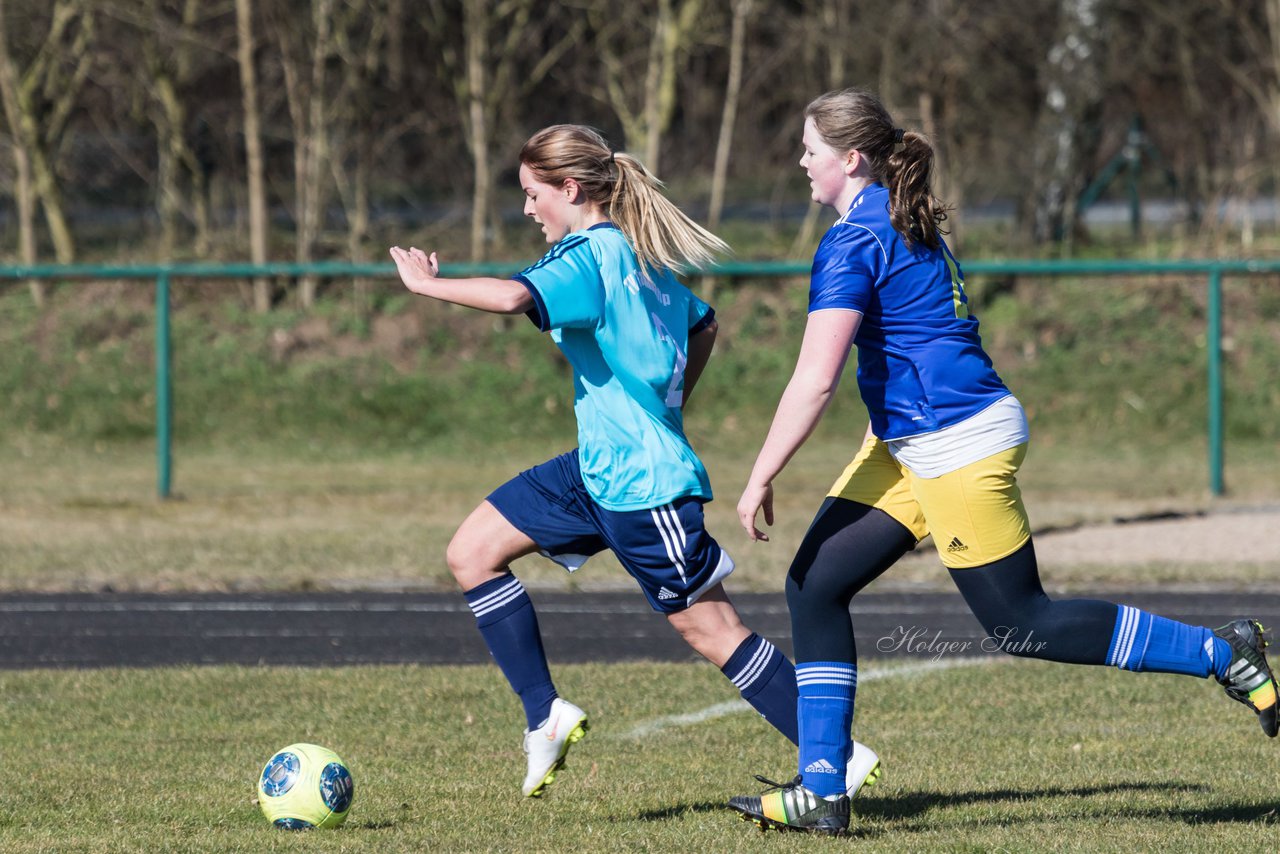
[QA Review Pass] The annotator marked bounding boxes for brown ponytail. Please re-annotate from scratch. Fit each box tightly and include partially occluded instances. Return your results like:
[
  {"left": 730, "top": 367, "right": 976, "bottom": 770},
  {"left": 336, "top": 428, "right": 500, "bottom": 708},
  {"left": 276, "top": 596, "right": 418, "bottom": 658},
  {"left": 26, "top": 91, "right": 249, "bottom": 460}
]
[
  {"left": 804, "top": 89, "right": 950, "bottom": 250},
  {"left": 519, "top": 125, "right": 728, "bottom": 273}
]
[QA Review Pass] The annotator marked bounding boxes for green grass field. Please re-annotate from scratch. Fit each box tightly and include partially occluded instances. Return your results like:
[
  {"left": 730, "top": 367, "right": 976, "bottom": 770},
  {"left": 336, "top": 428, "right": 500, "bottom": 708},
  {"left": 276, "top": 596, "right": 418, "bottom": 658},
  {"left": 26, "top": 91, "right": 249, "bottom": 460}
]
[{"left": 1, "top": 659, "right": 1275, "bottom": 852}]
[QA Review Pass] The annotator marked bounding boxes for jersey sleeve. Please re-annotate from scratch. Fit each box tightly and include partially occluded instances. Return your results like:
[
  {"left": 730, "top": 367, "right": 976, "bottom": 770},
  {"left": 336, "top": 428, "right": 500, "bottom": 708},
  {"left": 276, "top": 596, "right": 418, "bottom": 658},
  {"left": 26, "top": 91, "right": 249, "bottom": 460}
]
[
  {"left": 687, "top": 291, "right": 716, "bottom": 335},
  {"left": 513, "top": 235, "right": 605, "bottom": 332},
  {"left": 808, "top": 227, "right": 882, "bottom": 314}
]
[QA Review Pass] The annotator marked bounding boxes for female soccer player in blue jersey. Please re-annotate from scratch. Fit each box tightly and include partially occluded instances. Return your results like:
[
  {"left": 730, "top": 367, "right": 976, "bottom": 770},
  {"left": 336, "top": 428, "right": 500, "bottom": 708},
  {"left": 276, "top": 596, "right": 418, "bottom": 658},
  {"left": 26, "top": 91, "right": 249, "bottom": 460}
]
[
  {"left": 726, "top": 89, "right": 1279, "bottom": 837},
  {"left": 389, "top": 125, "right": 881, "bottom": 801}
]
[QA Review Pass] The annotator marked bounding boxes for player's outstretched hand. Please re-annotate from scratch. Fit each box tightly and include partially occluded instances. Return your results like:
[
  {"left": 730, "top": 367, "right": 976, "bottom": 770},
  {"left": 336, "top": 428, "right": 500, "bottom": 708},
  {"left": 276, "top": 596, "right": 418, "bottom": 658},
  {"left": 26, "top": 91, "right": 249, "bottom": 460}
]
[
  {"left": 390, "top": 246, "right": 441, "bottom": 295},
  {"left": 737, "top": 480, "right": 774, "bottom": 542}
]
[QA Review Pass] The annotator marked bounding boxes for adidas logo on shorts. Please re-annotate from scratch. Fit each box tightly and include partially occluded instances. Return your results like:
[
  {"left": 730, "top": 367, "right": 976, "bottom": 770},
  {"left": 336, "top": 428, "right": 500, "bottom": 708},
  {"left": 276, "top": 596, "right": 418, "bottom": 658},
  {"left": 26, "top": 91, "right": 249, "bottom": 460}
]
[
  {"left": 803, "top": 758, "right": 839, "bottom": 775},
  {"left": 657, "top": 587, "right": 679, "bottom": 601},
  {"left": 946, "top": 536, "right": 968, "bottom": 553}
]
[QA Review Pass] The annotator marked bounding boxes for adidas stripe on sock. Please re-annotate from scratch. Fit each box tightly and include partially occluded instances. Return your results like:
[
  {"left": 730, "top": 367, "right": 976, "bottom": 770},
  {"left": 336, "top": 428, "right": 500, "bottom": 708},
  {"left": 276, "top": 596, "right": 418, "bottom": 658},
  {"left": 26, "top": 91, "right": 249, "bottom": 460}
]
[
  {"left": 1107, "top": 605, "right": 1228, "bottom": 678},
  {"left": 722, "top": 633, "right": 799, "bottom": 744},
  {"left": 464, "top": 574, "right": 557, "bottom": 729}
]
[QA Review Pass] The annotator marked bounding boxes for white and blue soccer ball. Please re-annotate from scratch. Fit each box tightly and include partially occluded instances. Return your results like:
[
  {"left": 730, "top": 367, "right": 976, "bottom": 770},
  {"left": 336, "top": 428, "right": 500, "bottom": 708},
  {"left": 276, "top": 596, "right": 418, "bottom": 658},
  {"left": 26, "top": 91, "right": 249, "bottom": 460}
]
[{"left": 256, "top": 743, "right": 354, "bottom": 830}]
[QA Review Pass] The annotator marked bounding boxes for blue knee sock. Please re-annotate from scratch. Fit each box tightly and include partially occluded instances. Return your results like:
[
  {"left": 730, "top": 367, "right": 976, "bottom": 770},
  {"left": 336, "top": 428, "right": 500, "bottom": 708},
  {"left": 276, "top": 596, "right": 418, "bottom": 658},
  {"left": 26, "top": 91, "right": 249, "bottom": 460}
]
[
  {"left": 1108, "top": 605, "right": 1231, "bottom": 679},
  {"left": 796, "top": 661, "right": 856, "bottom": 798},
  {"left": 722, "top": 633, "right": 798, "bottom": 744},
  {"left": 464, "top": 574, "right": 557, "bottom": 729}
]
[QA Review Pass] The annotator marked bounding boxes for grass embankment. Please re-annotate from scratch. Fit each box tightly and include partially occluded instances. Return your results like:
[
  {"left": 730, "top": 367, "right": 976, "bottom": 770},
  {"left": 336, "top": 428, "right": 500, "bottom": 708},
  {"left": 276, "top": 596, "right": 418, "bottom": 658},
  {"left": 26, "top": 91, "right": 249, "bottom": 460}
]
[{"left": 0, "top": 659, "right": 1274, "bottom": 852}]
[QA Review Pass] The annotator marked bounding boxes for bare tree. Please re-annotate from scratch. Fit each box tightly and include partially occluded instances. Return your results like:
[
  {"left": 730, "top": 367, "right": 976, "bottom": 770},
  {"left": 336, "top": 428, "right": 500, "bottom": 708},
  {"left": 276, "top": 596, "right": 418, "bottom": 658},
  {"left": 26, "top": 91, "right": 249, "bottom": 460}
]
[
  {"left": 698, "top": 0, "right": 751, "bottom": 299},
  {"left": 462, "top": 0, "right": 494, "bottom": 262},
  {"left": 272, "top": 0, "right": 338, "bottom": 306},
  {"left": 425, "top": 0, "right": 579, "bottom": 261},
  {"left": 0, "top": 0, "right": 37, "bottom": 303},
  {"left": 145, "top": 0, "right": 217, "bottom": 257},
  {"left": 327, "top": 0, "right": 412, "bottom": 308},
  {"left": 235, "top": 0, "right": 270, "bottom": 311},
  {"left": 1147, "top": 0, "right": 1280, "bottom": 246},
  {"left": 707, "top": 0, "right": 750, "bottom": 234},
  {"left": 789, "top": 0, "right": 852, "bottom": 255},
  {"left": 0, "top": 0, "right": 1273, "bottom": 277},
  {"left": 587, "top": 0, "right": 704, "bottom": 173},
  {"left": 1031, "top": 0, "right": 1109, "bottom": 246},
  {"left": 93, "top": 0, "right": 224, "bottom": 259},
  {"left": 0, "top": 0, "right": 95, "bottom": 306}
]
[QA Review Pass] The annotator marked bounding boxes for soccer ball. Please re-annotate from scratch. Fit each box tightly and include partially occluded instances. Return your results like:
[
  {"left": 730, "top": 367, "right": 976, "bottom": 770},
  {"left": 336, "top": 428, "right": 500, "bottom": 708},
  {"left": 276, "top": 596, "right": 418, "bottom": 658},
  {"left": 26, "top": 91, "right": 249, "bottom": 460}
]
[{"left": 256, "top": 743, "right": 354, "bottom": 830}]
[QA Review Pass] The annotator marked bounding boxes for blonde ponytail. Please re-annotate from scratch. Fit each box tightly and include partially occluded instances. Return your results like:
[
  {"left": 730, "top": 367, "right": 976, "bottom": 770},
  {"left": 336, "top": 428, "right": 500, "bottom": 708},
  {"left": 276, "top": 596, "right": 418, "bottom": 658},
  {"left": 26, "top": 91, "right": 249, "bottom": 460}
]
[{"left": 520, "top": 125, "right": 728, "bottom": 273}]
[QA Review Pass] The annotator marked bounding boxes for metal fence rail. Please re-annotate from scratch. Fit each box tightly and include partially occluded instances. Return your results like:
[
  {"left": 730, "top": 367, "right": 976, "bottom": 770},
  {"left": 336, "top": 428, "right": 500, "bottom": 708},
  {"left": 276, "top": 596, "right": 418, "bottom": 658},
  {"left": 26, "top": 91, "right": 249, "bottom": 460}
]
[{"left": 8, "top": 258, "right": 1280, "bottom": 498}]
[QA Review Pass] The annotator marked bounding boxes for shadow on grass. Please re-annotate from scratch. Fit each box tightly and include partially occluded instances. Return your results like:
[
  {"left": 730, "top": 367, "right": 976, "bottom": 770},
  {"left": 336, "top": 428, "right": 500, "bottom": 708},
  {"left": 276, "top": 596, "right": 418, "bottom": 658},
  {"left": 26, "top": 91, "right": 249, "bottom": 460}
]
[
  {"left": 636, "top": 802, "right": 732, "bottom": 822},
  {"left": 1158, "top": 803, "right": 1280, "bottom": 824},
  {"left": 633, "top": 781, "right": 1274, "bottom": 829},
  {"left": 856, "top": 779, "right": 1211, "bottom": 823},
  {"left": 635, "top": 781, "right": 1278, "bottom": 833},
  {"left": 848, "top": 780, "right": 1278, "bottom": 839}
]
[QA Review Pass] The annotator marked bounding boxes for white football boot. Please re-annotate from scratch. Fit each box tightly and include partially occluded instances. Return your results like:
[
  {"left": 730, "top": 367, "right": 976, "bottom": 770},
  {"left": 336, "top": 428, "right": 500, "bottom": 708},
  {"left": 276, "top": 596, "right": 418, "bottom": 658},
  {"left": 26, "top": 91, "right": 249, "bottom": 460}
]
[
  {"left": 521, "top": 697, "right": 590, "bottom": 797},
  {"left": 845, "top": 739, "right": 882, "bottom": 798}
]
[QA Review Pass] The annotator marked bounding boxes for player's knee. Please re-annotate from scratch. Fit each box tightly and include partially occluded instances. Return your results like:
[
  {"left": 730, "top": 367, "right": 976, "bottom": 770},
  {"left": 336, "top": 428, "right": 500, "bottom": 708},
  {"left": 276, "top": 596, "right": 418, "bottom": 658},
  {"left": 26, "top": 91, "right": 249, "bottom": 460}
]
[
  {"left": 786, "top": 571, "right": 842, "bottom": 617},
  {"left": 445, "top": 531, "right": 493, "bottom": 588},
  {"left": 671, "top": 619, "right": 712, "bottom": 654},
  {"left": 969, "top": 607, "right": 1049, "bottom": 658},
  {"left": 667, "top": 608, "right": 745, "bottom": 667}
]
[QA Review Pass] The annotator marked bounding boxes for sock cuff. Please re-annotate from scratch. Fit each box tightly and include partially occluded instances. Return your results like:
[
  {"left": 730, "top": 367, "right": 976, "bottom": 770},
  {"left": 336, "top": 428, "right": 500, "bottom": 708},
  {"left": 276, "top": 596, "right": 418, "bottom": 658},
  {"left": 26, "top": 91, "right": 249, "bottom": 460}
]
[
  {"left": 1107, "top": 605, "right": 1151, "bottom": 669},
  {"left": 463, "top": 573, "right": 528, "bottom": 625},
  {"left": 723, "top": 633, "right": 783, "bottom": 696},
  {"left": 797, "top": 661, "right": 857, "bottom": 696}
]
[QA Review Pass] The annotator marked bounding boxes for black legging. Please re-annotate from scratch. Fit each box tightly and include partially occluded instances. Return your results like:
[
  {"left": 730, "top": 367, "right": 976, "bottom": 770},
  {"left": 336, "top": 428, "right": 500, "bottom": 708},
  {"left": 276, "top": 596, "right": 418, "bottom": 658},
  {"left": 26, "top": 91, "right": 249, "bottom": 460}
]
[
  {"left": 786, "top": 497, "right": 915, "bottom": 663},
  {"left": 787, "top": 497, "right": 1119, "bottom": 665}
]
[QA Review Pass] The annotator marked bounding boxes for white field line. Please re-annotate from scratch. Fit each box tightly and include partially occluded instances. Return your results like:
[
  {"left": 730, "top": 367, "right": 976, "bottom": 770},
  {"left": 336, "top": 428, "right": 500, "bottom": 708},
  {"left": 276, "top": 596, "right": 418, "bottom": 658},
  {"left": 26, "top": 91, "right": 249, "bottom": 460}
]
[{"left": 617, "top": 656, "right": 1004, "bottom": 741}]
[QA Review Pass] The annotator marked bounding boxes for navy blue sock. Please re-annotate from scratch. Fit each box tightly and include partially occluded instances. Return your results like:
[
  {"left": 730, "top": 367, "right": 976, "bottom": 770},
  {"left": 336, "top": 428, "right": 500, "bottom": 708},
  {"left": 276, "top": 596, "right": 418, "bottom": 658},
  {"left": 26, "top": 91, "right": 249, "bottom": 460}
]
[
  {"left": 796, "top": 661, "right": 856, "bottom": 798},
  {"left": 1108, "top": 605, "right": 1231, "bottom": 678},
  {"left": 722, "top": 633, "right": 799, "bottom": 744},
  {"left": 464, "top": 574, "right": 557, "bottom": 729}
]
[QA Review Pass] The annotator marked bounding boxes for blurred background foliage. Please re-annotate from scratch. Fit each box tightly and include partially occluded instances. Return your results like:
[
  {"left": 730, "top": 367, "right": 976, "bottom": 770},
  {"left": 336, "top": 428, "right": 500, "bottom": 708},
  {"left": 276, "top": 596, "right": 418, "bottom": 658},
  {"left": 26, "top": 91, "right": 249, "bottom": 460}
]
[{"left": 1, "top": 0, "right": 1279, "bottom": 275}]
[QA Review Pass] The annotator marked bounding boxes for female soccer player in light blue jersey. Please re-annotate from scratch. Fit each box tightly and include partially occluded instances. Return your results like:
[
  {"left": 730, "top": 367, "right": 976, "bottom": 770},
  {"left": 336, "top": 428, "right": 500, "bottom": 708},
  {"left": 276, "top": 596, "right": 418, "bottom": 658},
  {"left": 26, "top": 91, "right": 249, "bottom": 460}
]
[
  {"left": 390, "top": 125, "right": 881, "bottom": 801},
  {"left": 726, "top": 89, "right": 1278, "bottom": 837}
]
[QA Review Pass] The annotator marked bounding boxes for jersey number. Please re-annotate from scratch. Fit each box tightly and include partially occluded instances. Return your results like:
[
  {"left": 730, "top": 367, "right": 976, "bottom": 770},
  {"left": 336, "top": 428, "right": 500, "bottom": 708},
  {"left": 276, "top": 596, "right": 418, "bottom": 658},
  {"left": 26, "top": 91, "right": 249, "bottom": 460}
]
[
  {"left": 651, "top": 312, "right": 687, "bottom": 408},
  {"left": 942, "top": 251, "right": 970, "bottom": 319}
]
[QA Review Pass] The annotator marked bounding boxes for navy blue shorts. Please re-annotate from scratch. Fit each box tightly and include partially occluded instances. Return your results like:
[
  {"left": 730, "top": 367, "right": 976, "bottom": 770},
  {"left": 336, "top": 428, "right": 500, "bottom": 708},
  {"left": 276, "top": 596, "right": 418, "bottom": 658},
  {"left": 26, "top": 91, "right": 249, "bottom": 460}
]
[{"left": 486, "top": 450, "right": 735, "bottom": 614}]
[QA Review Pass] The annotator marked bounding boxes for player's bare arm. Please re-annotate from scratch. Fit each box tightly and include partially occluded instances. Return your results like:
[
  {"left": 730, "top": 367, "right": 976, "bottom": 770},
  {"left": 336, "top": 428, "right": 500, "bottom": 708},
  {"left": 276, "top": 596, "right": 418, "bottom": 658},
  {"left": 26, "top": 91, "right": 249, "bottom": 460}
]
[
  {"left": 737, "top": 309, "right": 861, "bottom": 541},
  {"left": 389, "top": 246, "right": 534, "bottom": 314},
  {"left": 682, "top": 319, "right": 718, "bottom": 406}
]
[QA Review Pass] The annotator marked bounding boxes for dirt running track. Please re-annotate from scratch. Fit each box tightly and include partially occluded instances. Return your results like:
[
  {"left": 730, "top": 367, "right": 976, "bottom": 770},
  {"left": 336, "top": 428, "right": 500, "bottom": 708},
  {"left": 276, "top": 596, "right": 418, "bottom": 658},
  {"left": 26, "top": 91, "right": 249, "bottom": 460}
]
[{"left": 1, "top": 590, "right": 1277, "bottom": 669}]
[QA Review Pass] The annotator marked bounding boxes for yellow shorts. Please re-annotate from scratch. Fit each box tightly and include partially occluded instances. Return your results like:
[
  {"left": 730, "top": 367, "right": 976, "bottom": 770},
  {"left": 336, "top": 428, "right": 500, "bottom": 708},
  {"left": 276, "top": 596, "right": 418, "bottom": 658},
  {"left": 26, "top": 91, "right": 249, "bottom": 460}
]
[{"left": 827, "top": 436, "right": 1031, "bottom": 569}]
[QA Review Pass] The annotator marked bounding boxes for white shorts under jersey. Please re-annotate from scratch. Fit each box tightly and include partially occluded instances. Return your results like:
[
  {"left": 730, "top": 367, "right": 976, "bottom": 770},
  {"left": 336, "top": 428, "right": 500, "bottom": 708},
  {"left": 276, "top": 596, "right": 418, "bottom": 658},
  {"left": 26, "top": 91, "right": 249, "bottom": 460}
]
[{"left": 885, "top": 395, "right": 1029, "bottom": 479}]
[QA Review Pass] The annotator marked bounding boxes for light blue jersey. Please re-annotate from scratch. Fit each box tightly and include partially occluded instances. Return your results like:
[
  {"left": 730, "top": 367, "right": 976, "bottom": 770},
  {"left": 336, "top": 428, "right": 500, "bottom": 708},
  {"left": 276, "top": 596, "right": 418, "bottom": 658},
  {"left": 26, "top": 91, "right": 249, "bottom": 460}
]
[{"left": 513, "top": 223, "right": 715, "bottom": 511}]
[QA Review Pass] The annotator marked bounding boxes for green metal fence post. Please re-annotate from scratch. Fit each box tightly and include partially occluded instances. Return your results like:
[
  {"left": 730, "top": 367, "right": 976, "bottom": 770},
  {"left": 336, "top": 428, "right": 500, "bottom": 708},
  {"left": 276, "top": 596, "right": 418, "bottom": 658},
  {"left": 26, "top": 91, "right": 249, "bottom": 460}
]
[
  {"left": 156, "top": 272, "right": 173, "bottom": 499},
  {"left": 1207, "top": 268, "right": 1224, "bottom": 496}
]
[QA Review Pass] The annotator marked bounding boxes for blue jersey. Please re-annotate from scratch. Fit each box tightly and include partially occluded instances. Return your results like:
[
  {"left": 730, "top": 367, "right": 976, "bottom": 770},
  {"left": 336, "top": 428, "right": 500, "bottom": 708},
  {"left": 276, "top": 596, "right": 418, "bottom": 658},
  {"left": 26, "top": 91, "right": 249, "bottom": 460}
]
[
  {"left": 514, "top": 223, "right": 715, "bottom": 511},
  {"left": 808, "top": 183, "right": 1010, "bottom": 440}
]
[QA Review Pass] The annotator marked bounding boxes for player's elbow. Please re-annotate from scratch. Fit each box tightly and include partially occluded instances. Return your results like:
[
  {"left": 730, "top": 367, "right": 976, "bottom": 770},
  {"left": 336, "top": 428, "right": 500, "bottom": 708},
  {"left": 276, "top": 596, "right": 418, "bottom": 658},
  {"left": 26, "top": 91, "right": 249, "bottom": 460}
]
[
  {"left": 790, "top": 366, "right": 841, "bottom": 400},
  {"left": 499, "top": 284, "right": 535, "bottom": 314}
]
